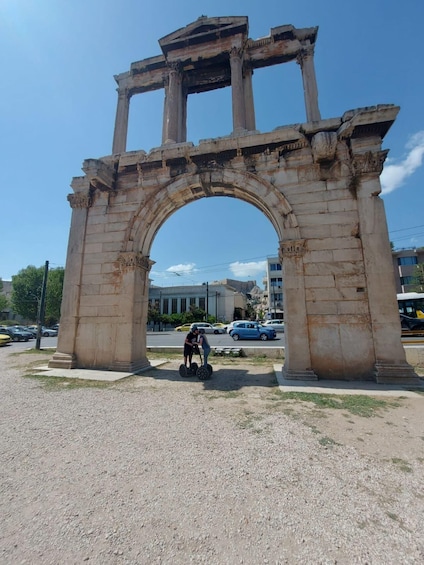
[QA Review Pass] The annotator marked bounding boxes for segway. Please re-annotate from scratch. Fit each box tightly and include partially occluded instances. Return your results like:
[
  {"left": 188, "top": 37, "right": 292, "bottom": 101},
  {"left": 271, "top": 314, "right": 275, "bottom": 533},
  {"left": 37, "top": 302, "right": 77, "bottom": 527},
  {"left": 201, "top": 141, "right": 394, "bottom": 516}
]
[
  {"left": 179, "top": 361, "right": 199, "bottom": 377},
  {"left": 195, "top": 349, "right": 213, "bottom": 381}
]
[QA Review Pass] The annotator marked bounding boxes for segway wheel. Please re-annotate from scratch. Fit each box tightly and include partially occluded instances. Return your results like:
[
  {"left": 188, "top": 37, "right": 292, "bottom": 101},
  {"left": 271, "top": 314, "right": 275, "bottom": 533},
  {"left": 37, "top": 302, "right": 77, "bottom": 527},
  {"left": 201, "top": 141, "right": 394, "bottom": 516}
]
[
  {"left": 179, "top": 364, "right": 189, "bottom": 378},
  {"left": 190, "top": 362, "right": 199, "bottom": 374},
  {"left": 207, "top": 364, "right": 213, "bottom": 376},
  {"left": 197, "top": 365, "right": 210, "bottom": 381}
]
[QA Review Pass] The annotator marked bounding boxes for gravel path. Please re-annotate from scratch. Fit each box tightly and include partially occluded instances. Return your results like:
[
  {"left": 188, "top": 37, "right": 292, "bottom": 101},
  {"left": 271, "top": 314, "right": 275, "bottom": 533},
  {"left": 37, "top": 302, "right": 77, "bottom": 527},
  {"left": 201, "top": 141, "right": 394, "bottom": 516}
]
[{"left": 1, "top": 348, "right": 423, "bottom": 564}]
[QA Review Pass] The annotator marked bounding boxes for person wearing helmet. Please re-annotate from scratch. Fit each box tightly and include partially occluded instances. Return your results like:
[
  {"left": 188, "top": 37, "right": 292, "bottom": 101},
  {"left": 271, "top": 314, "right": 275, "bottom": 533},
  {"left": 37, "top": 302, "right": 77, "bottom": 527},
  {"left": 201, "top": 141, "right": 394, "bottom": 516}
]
[
  {"left": 197, "top": 328, "right": 211, "bottom": 368},
  {"left": 183, "top": 325, "right": 199, "bottom": 368}
]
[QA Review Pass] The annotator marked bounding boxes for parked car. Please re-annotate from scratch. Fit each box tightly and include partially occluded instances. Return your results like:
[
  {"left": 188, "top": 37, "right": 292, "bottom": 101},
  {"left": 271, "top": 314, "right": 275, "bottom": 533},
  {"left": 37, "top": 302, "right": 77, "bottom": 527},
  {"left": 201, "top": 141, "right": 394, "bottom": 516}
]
[
  {"left": 3, "top": 327, "right": 32, "bottom": 342},
  {"left": 262, "top": 319, "right": 285, "bottom": 332},
  {"left": 11, "top": 325, "right": 35, "bottom": 338},
  {"left": 175, "top": 323, "right": 193, "bottom": 332},
  {"left": 400, "top": 314, "right": 424, "bottom": 333},
  {"left": 190, "top": 322, "right": 224, "bottom": 334},
  {"left": 212, "top": 323, "right": 227, "bottom": 332},
  {"left": 0, "top": 331, "right": 12, "bottom": 346},
  {"left": 40, "top": 327, "right": 58, "bottom": 337},
  {"left": 229, "top": 321, "right": 277, "bottom": 341}
]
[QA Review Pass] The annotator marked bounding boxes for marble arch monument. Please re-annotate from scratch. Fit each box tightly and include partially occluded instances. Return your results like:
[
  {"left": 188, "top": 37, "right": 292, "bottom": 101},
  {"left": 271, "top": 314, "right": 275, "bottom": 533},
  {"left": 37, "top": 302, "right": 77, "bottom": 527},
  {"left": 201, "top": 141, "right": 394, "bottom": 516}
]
[{"left": 50, "top": 16, "right": 419, "bottom": 384}]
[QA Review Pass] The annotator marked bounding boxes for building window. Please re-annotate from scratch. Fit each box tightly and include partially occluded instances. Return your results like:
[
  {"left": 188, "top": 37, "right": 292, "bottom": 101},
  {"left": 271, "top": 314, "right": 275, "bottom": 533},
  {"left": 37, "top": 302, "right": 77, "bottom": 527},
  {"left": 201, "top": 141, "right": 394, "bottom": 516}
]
[
  {"left": 199, "top": 297, "right": 205, "bottom": 310},
  {"left": 172, "top": 298, "right": 178, "bottom": 313},
  {"left": 400, "top": 276, "right": 413, "bottom": 286},
  {"left": 162, "top": 299, "right": 169, "bottom": 314},
  {"left": 190, "top": 297, "right": 196, "bottom": 306},
  {"left": 270, "top": 263, "right": 282, "bottom": 271},
  {"left": 270, "top": 277, "right": 282, "bottom": 287},
  {"left": 181, "top": 298, "right": 187, "bottom": 312},
  {"left": 398, "top": 256, "right": 418, "bottom": 266}
]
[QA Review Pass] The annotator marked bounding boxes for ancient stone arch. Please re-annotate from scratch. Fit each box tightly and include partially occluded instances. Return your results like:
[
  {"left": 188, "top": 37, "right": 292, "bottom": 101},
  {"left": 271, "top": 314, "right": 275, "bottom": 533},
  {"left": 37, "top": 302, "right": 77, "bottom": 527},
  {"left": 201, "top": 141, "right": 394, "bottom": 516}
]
[{"left": 50, "top": 16, "right": 419, "bottom": 384}]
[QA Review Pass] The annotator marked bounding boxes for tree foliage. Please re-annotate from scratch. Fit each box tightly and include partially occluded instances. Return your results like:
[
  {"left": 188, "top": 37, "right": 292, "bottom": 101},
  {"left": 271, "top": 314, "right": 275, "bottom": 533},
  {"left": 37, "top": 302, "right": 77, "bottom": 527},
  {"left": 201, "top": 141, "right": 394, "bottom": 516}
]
[
  {"left": 0, "top": 278, "right": 8, "bottom": 314},
  {"left": 11, "top": 265, "right": 64, "bottom": 323},
  {"left": 411, "top": 263, "right": 424, "bottom": 292}
]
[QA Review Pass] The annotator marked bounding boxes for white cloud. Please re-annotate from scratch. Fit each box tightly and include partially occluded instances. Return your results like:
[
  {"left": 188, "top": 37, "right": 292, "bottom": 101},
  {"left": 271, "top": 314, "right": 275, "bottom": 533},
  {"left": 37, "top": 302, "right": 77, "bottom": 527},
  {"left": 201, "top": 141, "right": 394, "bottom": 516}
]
[
  {"left": 230, "top": 260, "right": 267, "bottom": 278},
  {"left": 166, "top": 263, "right": 197, "bottom": 275},
  {"left": 381, "top": 131, "right": 424, "bottom": 195}
]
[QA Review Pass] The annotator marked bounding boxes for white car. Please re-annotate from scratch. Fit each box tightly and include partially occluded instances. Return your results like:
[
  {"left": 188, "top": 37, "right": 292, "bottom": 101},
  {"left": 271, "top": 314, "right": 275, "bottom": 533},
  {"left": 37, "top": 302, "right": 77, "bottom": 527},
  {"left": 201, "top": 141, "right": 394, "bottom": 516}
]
[
  {"left": 190, "top": 322, "right": 223, "bottom": 334},
  {"left": 262, "top": 319, "right": 285, "bottom": 332}
]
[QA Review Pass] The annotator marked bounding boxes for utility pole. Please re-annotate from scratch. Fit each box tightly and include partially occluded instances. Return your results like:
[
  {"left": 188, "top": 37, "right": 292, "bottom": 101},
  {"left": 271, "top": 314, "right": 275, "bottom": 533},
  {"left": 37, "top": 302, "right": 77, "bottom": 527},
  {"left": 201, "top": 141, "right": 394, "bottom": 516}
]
[
  {"left": 206, "top": 282, "right": 209, "bottom": 323},
  {"left": 35, "top": 260, "right": 49, "bottom": 350}
]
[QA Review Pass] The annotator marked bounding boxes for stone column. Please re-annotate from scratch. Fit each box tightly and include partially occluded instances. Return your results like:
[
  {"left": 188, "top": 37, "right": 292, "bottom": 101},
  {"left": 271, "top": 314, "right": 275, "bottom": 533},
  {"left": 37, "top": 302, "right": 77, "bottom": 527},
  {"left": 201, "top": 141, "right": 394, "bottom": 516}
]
[
  {"left": 112, "top": 86, "right": 130, "bottom": 154},
  {"left": 297, "top": 45, "right": 321, "bottom": 123},
  {"left": 49, "top": 181, "right": 92, "bottom": 369},
  {"left": 109, "top": 252, "right": 153, "bottom": 372},
  {"left": 163, "top": 64, "right": 183, "bottom": 144},
  {"left": 353, "top": 151, "right": 419, "bottom": 384},
  {"left": 243, "top": 66, "right": 256, "bottom": 131},
  {"left": 229, "top": 47, "right": 246, "bottom": 132},
  {"left": 281, "top": 240, "right": 318, "bottom": 380}
]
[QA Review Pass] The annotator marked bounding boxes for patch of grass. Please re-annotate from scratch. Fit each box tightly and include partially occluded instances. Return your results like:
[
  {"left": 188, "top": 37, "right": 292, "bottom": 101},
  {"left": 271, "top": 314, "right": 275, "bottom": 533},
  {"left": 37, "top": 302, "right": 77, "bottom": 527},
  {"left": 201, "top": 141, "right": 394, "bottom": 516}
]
[
  {"left": 23, "top": 374, "right": 116, "bottom": 390},
  {"left": 270, "top": 390, "right": 400, "bottom": 417},
  {"left": 318, "top": 436, "right": 339, "bottom": 447},
  {"left": 391, "top": 457, "right": 413, "bottom": 473}
]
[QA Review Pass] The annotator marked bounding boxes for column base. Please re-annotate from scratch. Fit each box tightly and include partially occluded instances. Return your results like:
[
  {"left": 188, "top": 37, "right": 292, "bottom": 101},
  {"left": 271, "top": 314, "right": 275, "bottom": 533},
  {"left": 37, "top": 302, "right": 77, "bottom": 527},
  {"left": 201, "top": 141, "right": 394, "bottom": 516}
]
[
  {"left": 109, "top": 358, "right": 151, "bottom": 374},
  {"left": 48, "top": 352, "right": 77, "bottom": 369},
  {"left": 282, "top": 366, "right": 319, "bottom": 381},
  {"left": 375, "top": 361, "right": 421, "bottom": 385}
]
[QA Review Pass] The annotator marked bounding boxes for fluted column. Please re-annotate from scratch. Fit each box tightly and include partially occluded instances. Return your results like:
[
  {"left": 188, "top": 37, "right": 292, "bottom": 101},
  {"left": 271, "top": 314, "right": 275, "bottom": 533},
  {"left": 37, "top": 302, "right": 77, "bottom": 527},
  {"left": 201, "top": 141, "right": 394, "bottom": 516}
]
[
  {"left": 112, "top": 86, "right": 130, "bottom": 154},
  {"left": 229, "top": 47, "right": 246, "bottom": 132},
  {"left": 297, "top": 45, "right": 321, "bottom": 122},
  {"left": 162, "top": 64, "right": 183, "bottom": 144},
  {"left": 243, "top": 66, "right": 256, "bottom": 131}
]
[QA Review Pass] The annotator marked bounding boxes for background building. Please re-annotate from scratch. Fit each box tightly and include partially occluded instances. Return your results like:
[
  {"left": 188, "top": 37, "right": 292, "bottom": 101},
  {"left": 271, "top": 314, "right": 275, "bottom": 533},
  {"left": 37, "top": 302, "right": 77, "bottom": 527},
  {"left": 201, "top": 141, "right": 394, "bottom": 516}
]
[
  {"left": 148, "top": 281, "right": 246, "bottom": 322},
  {"left": 392, "top": 248, "right": 424, "bottom": 293},
  {"left": 264, "top": 257, "right": 284, "bottom": 319}
]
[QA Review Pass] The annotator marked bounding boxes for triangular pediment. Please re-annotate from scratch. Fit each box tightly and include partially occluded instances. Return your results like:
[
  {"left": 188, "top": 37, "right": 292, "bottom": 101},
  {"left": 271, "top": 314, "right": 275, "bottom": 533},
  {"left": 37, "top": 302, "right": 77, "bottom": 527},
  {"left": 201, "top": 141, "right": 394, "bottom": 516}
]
[{"left": 159, "top": 16, "right": 248, "bottom": 54}]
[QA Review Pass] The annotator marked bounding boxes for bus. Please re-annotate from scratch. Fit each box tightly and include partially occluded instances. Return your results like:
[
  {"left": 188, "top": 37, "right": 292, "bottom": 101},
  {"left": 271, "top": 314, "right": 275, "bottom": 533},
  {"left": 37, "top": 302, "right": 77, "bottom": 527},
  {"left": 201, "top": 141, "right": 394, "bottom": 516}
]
[{"left": 397, "top": 292, "right": 424, "bottom": 318}]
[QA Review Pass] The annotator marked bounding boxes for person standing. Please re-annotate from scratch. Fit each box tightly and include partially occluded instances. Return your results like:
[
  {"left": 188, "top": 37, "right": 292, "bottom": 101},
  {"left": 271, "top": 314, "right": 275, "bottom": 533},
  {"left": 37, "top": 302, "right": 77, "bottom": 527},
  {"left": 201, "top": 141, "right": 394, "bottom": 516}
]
[
  {"left": 183, "top": 325, "right": 199, "bottom": 368},
  {"left": 197, "top": 328, "right": 211, "bottom": 367}
]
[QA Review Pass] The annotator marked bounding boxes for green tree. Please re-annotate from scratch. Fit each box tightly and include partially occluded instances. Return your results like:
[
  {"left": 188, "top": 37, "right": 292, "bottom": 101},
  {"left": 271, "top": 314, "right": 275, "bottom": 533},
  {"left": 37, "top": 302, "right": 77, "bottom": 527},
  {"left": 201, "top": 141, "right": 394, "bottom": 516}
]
[
  {"left": 11, "top": 265, "right": 64, "bottom": 323},
  {"left": 0, "top": 278, "right": 8, "bottom": 315},
  {"left": 411, "top": 263, "right": 424, "bottom": 292},
  {"left": 45, "top": 268, "right": 65, "bottom": 326}
]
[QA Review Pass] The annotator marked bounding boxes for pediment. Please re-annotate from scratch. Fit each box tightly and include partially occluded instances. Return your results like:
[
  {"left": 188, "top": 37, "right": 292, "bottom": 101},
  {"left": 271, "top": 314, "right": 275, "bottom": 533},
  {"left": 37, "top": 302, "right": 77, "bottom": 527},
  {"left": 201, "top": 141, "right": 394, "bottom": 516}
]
[{"left": 159, "top": 16, "right": 248, "bottom": 54}]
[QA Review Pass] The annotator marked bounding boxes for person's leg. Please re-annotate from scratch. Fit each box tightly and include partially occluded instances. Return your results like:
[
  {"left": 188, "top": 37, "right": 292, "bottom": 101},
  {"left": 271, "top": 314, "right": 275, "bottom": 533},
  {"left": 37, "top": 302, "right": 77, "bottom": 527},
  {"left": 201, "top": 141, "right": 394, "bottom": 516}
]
[{"left": 203, "top": 348, "right": 210, "bottom": 367}]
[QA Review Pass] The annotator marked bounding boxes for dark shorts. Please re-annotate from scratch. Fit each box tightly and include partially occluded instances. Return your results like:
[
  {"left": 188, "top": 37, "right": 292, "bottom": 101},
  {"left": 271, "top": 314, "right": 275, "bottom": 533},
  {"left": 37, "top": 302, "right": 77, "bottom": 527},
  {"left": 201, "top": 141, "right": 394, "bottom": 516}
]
[{"left": 184, "top": 345, "right": 192, "bottom": 356}]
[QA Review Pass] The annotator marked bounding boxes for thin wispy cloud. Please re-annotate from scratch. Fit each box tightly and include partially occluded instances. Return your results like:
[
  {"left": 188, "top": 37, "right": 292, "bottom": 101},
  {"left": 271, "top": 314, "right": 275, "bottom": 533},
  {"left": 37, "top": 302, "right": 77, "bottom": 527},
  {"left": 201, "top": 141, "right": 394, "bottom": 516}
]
[
  {"left": 381, "top": 131, "right": 424, "bottom": 195},
  {"left": 230, "top": 260, "right": 267, "bottom": 278}
]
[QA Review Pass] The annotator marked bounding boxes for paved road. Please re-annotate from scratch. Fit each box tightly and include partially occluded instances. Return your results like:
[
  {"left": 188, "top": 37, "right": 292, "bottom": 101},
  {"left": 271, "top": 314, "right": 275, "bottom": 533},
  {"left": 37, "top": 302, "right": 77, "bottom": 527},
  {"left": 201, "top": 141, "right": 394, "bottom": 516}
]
[{"left": 4, "top": 331, "right": 284, "bottom": 353}]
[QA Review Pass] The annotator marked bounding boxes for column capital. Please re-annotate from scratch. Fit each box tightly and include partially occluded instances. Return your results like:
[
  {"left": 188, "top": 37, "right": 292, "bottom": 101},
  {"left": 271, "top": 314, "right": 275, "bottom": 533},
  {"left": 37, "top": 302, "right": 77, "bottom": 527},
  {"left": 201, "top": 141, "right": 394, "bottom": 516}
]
[
  {"left": 229, "top": 46, "right": 244, "bottom": 60},
  {"left": 352, "top": 150, "right": 388, "bottom": 177},
  {"left": 117, "top": 252, "right": 155, "bottom": 272},
  {"left": 296, "top": 44, "right": 315, "bottom": 66},
  {"left": 67, "top": 192, "right": 92, "bottom": 209},
  {"left": 280, "top": 239, "right": 306, "bottom": 259}
]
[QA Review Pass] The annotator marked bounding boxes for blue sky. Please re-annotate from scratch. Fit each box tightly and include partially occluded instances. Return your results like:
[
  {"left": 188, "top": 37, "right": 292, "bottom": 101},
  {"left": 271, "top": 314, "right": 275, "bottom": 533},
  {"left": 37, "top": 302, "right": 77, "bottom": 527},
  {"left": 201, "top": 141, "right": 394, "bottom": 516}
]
[{"left": 1, "top": 0, "right": 423, "bottom": 287}]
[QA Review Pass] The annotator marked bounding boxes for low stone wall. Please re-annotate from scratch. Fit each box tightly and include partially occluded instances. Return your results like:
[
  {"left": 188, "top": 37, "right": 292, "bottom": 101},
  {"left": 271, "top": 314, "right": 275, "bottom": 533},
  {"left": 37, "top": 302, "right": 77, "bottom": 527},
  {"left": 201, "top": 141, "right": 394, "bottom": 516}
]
[
  {"left": 404, "top": 346, "right": 424, "bottom": 367},
  {"left": 147, "top": 346, "right": 285, "bottom": 359}
]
